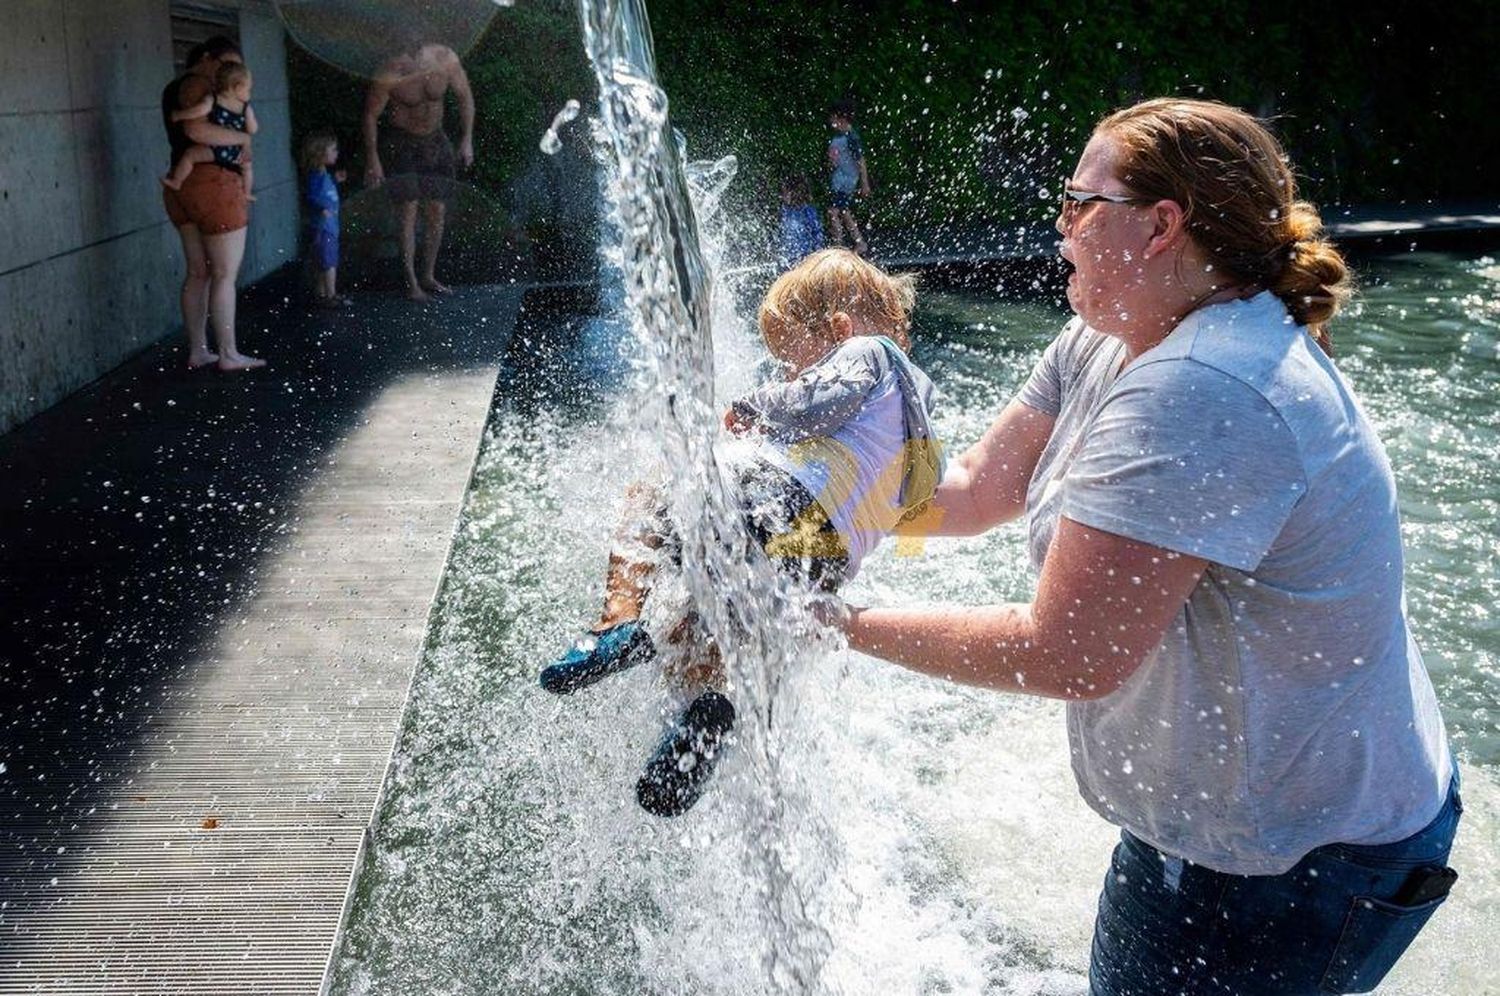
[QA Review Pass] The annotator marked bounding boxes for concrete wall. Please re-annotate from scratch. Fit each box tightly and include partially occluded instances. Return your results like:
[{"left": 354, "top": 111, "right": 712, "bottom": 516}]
[{"left": 0, "top": 0, "right": 297, "bottom": 435}]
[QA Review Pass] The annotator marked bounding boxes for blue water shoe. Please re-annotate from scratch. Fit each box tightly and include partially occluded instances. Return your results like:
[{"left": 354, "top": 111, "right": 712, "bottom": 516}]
[{"left": 539, "top": 621, "right": 654, "bottom": 694}]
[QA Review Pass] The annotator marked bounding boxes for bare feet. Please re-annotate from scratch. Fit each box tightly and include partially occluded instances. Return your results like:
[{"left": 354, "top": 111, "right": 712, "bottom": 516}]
[
  {"left": 161, "top": 175, "right": 184, "bottom": 191},
  {"left": 406, "top": 284, "right": 431, "bottom": 303},
  {"left": 419, "top": 278, "right": 452, "bottom": 295},
  {"left": 853, "top": 239, "right": 869, "bottom": 257},
  {"left": 187, "top": 349, "right": 220, "bottom": 370},
  {"left": 217, "top": 352, "right": 267, "bottom": 372}
]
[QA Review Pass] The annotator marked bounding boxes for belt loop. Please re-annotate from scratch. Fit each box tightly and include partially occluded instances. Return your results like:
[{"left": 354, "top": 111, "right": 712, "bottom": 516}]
[{"left": 1162, "top": 853, "right": 1185, "bottom": 893}]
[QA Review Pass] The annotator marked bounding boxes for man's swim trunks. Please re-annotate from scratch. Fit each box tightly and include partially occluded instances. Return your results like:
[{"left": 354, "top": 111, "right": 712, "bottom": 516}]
[{"left": 380, "top": 127, "right": 457, "bottom": 203}]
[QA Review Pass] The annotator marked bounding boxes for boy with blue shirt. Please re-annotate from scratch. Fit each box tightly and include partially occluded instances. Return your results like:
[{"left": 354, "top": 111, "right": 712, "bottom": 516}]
[{"left": 826, "top": 98, "right": 871, "bottom": 256}]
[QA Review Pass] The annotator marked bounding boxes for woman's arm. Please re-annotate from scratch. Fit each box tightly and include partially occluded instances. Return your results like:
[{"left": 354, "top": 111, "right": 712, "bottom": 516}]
[
  {"left": 245, "top": 104, "right": 259, "bottom": 135},
  {"left": 900, "top": 399, "right": 1054, "bottom": 538},
  {"left": 846, "top": 516, "right": 1206, "bottom": 699},
  {"left": 177, "top": 79, "right": 247, "bottom": 147}
]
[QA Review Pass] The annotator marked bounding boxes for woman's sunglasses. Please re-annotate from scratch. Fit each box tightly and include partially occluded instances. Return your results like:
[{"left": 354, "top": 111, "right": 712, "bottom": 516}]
[{"left": 1059, "top": 186, "right": 1155, "bottom": 227}]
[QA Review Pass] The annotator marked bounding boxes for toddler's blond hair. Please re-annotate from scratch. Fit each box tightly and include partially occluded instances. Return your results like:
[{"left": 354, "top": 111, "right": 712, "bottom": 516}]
[
  {"left": 758, "top": 249, "right": 917, "bottom": 353},
  {"left": 215, "top": 62, "right": 251, "bottom": 95}
]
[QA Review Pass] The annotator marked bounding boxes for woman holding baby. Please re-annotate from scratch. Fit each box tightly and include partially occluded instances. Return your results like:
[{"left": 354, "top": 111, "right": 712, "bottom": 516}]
[{"left": 160, "top": 34, "right": 265, "bottom": 371}]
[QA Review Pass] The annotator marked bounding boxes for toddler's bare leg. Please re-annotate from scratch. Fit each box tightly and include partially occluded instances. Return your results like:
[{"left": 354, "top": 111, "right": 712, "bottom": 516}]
[
  {"left": 594, "top": 553, "right": 653, "bottom": 630},
  {"left": 673, "top": 642, "right": 727, "bottom": 694},
  {"left": 660, "top": 615, "right": 727, "bottom": 692},
  {"left": 592, "top": 481, "right": 667, "bottom": 631},
  {"left": 242, "top": 161, "right": 256, "bottom": 202},
  {"left": 162, "top": 146, "right": 213, "bottom": 190},
  {"left": 841, "top": 209, "right": 867, "bottom": 255}
]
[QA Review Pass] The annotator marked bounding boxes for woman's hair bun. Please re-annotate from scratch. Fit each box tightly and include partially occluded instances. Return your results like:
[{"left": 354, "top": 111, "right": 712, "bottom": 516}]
[{"left": 1270, "top": 201, "right": 1351, "bottom": 333}]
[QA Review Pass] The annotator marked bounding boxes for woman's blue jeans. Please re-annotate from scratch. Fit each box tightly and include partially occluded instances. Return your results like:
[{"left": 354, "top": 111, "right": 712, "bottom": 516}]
[{"left": 1089, "top": 772, "right": 1462, "bottom": 995}]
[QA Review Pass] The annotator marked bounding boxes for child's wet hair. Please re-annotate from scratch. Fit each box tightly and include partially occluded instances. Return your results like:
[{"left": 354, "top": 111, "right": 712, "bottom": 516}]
[
  {"left": 780, "top": 173, "right": 812, "bottom": 204},
  {"left": 215, "top": 62, "right": 251, "bottom": 94},
  {"left": 759, "top": 249, "right": 916, "bottom": 352},
  {"left": 828, "top": 96, "right": 857, "bottom": 121}
]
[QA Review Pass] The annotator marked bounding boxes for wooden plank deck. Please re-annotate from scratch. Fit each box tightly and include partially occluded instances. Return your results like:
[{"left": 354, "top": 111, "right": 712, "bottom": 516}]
[{"left": 0, "top": 283, "right": 522, "bottom": 993}]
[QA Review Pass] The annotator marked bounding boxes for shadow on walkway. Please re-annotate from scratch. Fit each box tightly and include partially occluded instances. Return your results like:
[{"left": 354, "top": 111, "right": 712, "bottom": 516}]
[{"left": 0, "top": 278, "right": 518, "bottom": 849}]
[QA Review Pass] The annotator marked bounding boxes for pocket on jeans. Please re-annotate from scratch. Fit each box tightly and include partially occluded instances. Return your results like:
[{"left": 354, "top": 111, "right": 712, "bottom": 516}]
[{"left": 1319, "top": 892, "right": 1449, "bottom": 993}]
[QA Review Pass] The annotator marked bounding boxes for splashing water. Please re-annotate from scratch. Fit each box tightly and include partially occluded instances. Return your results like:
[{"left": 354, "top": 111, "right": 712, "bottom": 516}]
[
  {"left": 579, "top": 0, "right": 845, "bottom": 988},
  {"left": 328, "top": 2, "right": 1500, "bottom": 991},
  {"left": 540, "top": 99, "right": 583, "bottom": 155}
]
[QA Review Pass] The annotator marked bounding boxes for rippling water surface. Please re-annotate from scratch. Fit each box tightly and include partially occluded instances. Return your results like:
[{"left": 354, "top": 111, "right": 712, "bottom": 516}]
[{"left": 333, "top": 251, "right": 1500, "bottom": 995}]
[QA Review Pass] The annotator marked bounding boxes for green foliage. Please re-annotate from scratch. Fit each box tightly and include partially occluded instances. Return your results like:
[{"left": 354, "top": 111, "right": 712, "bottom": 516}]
[
  {"left": 644, "top": 0, "right": 1499, "bottom": 227},
  {"left": 289, "top": 0, "right": 1498, "bottom": 231}
]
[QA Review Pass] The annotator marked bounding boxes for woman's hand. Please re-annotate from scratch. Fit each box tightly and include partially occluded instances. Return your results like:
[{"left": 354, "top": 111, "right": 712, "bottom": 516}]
[{"left": 364, "top": 159, "right": 384, "bottom": 188}]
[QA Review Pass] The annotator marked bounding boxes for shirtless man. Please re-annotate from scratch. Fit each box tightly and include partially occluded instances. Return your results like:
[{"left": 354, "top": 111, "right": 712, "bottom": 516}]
[{"left": 362, "top": 39, "right": 475, "bottom": 302}]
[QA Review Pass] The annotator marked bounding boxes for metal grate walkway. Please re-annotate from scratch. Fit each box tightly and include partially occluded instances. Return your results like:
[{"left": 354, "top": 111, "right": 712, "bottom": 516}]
[{"left": 0, "top": 284, "right": 522, "bottom": 993}]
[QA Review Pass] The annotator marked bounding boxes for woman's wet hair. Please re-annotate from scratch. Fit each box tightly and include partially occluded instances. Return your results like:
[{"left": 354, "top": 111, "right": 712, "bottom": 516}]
[
  {"left": 759, "top": 248, "right": 917, "bottom": 352},
  {"left": 1098, "top": 98, "right": 1351, "bottom": 354}
]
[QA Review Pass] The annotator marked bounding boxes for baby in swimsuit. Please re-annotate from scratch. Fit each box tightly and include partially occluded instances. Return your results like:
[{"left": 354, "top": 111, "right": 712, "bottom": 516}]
[{"left": 162, "top": 62, "right": 257, "bottom": 202}]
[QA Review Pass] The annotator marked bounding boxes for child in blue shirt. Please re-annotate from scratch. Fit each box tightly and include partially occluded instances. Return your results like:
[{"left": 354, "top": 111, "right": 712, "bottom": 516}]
[
  {"left": 826, "top": 97, "right": 871, "bottom": 256},
  {"left": 778, "top": 174, "right": 824, "bottom": 267},
  {"left": 300, "top": 133, "right": 345, "bottom": 308}
]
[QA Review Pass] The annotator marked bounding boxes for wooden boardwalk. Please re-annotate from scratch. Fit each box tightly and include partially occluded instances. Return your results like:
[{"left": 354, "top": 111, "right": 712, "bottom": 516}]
[{"left": 0, "top": 283, "right": 521, "bottom": 993}]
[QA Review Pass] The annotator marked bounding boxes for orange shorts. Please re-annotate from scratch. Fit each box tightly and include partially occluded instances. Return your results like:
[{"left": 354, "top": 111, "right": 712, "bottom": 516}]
[{"left": 162, "top": 164, "right": 248, "bottom": 235}]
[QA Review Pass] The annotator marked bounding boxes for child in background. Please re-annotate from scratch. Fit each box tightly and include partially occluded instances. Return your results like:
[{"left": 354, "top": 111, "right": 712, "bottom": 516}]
[
  {"left": 162, "top": 62, "right": 258, "bottom": 201},
  {"left": 778, "top": 174, "right": 824, "bottom": 267},
  {"left": 539, "top": 250, "right": 944, "bottom": 818},
  {"left": 826, "top": 97, "right": 871, "bottom": 256},
  {"left": 300, "top": 133, "right": 346, "bottom": 309}
]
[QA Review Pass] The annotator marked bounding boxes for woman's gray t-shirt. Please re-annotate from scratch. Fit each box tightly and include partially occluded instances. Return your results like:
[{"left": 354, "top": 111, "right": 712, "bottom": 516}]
[{"left": 1016, "top": 292, "right": 1450, "bottom": 875}]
